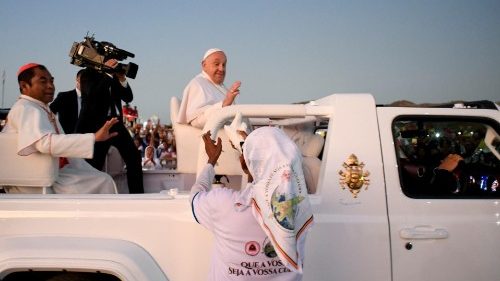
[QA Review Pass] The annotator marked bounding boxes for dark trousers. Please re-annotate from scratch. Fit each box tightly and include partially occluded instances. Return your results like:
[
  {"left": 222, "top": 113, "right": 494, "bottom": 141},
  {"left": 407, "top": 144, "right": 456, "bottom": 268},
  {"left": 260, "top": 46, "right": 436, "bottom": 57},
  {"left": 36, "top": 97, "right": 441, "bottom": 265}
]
[{"left": 87, "top": 123, "right": 144, "bottom": 193}]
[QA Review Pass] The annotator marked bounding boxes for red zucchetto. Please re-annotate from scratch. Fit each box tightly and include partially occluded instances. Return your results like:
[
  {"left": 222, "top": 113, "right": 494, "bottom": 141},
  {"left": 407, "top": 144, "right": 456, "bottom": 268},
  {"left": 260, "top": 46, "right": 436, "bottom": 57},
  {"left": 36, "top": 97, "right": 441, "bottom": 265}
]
[{"left": 17, "top": 63, "right": 40, "bottom": 77}]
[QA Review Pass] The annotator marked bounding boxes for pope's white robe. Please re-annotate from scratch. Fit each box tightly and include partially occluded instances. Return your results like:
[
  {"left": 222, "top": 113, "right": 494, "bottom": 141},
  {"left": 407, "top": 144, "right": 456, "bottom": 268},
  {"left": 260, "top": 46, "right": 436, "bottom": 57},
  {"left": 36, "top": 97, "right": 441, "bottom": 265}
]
[
  {"left": 2, "top": 95, "right": 116, "bottom": 194},
  {"left": 177, "top": 72, "right": 227, "bottom": 129}
]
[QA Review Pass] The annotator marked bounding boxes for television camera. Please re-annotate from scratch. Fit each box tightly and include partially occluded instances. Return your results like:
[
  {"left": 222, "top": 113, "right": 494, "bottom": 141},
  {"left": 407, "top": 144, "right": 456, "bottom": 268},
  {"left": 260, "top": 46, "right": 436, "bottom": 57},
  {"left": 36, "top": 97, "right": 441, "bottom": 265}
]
[{"left": 69, "top": 35, "right": 138, "bottom": 79}]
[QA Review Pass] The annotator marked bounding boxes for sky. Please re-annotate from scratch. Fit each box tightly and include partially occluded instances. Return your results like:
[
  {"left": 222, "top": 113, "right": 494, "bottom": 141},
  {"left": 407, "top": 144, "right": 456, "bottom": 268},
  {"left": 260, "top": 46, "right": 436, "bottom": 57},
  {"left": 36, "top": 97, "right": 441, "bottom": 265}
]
[{"left": 1, "top": 0, "right": 499, "bottom": 124}]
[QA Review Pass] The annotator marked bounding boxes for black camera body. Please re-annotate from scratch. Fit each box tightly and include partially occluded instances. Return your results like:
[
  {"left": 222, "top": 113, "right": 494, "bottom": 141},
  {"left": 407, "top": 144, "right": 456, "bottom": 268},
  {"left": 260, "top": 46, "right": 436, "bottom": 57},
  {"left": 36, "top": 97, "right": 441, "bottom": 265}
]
[{"left": 69, "top": 35, "right": 138, "bottom": 79}]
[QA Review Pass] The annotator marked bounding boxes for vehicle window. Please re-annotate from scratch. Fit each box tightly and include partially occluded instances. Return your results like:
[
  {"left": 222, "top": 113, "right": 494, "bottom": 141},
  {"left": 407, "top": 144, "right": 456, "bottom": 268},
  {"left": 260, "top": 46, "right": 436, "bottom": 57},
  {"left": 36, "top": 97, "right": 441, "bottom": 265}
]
[{"left": 393, "top": 117, "right": 500, "bottom": 199}]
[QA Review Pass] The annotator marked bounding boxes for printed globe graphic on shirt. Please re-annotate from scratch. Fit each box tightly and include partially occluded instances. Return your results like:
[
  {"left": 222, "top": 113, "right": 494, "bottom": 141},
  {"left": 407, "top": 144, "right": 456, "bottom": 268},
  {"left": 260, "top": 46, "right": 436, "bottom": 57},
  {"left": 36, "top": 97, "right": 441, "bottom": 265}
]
[
  {"left": 263, "top": 239, "right": 277, "bottom": 258},
  {"left": 270, "top": 169, "right": 305, "bottom": 230}
]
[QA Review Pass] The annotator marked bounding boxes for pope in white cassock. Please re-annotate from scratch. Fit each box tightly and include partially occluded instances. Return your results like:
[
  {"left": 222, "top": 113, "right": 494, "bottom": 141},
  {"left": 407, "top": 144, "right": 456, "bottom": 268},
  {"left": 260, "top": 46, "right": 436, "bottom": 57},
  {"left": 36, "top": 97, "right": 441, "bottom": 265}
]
[
  {"left": 2, "top": 63, "right": 118, "bottom": 194},
  {"left": 177, "top": 48, "right": 242, "bottom": 129}
]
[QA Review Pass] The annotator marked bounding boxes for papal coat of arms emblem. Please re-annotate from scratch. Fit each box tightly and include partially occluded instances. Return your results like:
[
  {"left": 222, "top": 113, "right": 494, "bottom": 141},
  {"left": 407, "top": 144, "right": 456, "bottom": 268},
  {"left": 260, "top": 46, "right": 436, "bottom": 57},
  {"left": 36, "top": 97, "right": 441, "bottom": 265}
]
[{"left": 338, "top": 154, "right": 370, "bottom": 198}]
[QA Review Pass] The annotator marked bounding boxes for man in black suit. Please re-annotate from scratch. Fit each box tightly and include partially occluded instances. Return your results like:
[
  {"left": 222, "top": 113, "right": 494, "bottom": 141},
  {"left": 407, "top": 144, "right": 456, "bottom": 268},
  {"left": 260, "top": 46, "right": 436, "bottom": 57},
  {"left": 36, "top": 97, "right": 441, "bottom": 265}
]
[
  {"left": 50, "top": 69, "right": 84, "bottom": 133},
  {"left": 76, "top": 59, "right": 144, "bottom": 193}
]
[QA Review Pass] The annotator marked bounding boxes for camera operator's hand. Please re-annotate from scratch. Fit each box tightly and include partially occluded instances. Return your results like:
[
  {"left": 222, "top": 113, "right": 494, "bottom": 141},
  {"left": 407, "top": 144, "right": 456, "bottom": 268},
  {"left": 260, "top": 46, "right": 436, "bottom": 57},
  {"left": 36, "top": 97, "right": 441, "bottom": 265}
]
[
  {"left": 104, "top": 59, "right": 126, "bottom": 82},
  {"left": 95, "top": 118, "right": 119, "bottom": 142},
  {"left": 114, "top": 72, "right": 126, "bottom": 83}
]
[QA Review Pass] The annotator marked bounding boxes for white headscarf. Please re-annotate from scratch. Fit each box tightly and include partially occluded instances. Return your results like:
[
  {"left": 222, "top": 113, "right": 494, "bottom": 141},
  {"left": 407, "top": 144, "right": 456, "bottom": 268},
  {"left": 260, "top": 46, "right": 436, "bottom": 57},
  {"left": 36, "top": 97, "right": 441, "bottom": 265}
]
[{"left": 238, "top": 126, "right": 314, "bottom": 272}]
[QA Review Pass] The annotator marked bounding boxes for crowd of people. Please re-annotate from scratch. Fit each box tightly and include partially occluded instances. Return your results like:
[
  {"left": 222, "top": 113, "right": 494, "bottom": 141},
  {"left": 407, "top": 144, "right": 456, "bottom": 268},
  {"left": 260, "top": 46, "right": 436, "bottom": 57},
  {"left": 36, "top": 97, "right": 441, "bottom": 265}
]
[{"left": 126, "top": 118, "right": 177, "bottom": 171}]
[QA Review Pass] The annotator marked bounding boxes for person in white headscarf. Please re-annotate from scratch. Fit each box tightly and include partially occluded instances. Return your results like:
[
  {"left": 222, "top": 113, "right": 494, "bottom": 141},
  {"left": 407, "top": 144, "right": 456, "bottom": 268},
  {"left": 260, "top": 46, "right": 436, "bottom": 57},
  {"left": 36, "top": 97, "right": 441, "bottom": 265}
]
[
  {"left": 177, "top": 48, "right": 242, "bottom": 129},
  {"left": 190, "top": 127, "right": 314, "bottom": 281}
]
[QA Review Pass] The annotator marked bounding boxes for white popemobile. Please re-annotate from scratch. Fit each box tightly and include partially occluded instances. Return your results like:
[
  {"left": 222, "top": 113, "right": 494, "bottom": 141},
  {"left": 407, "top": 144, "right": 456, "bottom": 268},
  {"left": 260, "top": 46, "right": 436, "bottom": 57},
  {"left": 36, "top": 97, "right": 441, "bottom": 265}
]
[{"left": 0, "top": 93, "right": 499, "bottom": 281}]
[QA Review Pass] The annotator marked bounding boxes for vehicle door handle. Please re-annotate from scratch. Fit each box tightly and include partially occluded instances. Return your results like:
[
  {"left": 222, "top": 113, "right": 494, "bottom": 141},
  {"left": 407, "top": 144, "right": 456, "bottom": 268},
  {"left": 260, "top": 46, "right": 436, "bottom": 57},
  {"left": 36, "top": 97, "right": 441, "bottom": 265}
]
[{"left": 399, "top": 226, "right": 449, "bottom": 240}]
